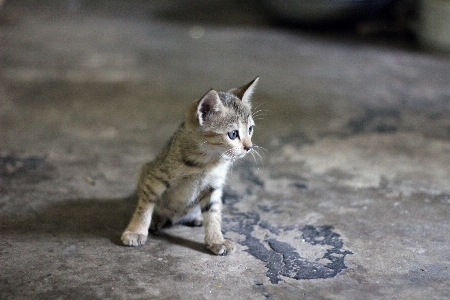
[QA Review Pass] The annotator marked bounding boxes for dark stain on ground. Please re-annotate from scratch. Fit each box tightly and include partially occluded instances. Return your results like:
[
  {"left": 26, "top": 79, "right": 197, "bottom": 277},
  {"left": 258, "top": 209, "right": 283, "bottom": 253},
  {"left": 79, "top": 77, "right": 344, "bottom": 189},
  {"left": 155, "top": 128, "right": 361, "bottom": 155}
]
[
  {"left": 224, "top": 209, "right": 352, "bottom": 284},
  {"left": 279, "top": 132, "right": 315, "bottom": 148},
  {"left": 0, "top": 154, "right": 55, "bottom": 184},
  {"left": 224, "top": 165, "right": 351, "bottom": 283},
  {"left": 240, "top": 168, "right": 265, "bottom": 188},
  {"left": 348, "top": 108, "right": 400, "bottom": 134},
  {"left": 290, "top": 182, "right": 308, "bottom": 189}
]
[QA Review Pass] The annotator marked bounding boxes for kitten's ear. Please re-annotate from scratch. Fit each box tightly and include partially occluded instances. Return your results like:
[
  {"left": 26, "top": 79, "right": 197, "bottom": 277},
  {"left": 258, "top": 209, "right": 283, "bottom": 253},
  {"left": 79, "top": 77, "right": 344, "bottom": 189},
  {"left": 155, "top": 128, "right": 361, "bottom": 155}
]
[
  {"left": 197, "top": 89, "right": 223, "bottom": 125},
  {"left": 228, "top": 76, "right": 259, "bottom": 105}
]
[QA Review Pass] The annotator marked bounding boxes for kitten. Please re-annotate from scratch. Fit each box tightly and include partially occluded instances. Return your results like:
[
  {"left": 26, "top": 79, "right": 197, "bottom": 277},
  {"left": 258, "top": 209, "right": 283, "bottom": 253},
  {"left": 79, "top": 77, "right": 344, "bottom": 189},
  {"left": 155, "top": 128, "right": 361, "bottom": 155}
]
[{"left": 121, "top": 77, "right": 259, "bottom": 255}]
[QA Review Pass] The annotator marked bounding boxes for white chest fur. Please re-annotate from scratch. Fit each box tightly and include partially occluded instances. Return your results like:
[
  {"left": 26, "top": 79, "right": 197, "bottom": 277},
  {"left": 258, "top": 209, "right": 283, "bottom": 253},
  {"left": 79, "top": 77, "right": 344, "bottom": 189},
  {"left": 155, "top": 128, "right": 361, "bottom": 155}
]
[{"left": 158, "top": 161, "right": 230, "bottom": 210}]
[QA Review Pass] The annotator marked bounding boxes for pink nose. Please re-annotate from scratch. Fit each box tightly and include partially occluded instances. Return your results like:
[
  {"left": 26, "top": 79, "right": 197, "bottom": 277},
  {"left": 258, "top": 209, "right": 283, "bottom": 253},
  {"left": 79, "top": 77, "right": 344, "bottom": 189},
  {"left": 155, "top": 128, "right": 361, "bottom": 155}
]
[{"left": 243, "top": 139, "right": 253, "bottom": 152}]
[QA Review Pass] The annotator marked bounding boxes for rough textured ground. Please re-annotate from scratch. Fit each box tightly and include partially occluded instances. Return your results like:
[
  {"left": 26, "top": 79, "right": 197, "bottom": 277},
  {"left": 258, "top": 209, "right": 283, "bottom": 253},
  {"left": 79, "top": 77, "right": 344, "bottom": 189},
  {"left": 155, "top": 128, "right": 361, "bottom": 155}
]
[{"left": 1, "top": 1, "right": 450, "bottom": 299}]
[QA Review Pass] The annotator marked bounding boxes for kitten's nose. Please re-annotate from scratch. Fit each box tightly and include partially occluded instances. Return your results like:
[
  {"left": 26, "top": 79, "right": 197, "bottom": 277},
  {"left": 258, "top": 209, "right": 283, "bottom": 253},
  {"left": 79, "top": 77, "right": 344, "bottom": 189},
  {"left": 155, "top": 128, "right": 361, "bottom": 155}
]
[{"left": 243, "top": 139, "right": 253, "bottom": 152}]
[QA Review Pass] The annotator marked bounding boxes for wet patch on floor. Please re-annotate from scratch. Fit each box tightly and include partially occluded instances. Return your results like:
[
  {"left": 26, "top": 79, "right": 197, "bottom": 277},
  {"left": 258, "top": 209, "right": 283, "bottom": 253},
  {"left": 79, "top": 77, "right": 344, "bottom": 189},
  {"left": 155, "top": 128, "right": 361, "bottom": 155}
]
[
  {"left": 224, "top": 202, "right": 352, "bottom": 284},
  {"left": 223, "top": 164, "right": 352, "bottom": 284},
  {"left": 347, "top": 108, "right": 400, "bottom": 134},
  {"left": 0, "top": 154, "right": 55, "bottom": 184}
]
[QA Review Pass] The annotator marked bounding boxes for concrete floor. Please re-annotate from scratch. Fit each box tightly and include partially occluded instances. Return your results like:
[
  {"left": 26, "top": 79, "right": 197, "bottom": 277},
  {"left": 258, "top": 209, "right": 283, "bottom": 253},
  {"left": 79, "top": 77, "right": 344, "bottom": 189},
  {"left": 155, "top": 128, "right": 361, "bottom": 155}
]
[{"left": 1, "top": 1, "right": 450, "bottom": 299}]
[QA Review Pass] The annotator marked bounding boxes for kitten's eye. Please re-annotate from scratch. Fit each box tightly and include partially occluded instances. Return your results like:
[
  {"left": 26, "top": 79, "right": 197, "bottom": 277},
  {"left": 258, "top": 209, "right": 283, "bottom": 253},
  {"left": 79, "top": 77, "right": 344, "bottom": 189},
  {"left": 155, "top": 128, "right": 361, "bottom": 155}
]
[
  {"left": 249, "top": 125, "right": 254, "bottom": 135},
  {"left": 228, "top": 130, "right": 239, "bottom": 140}
]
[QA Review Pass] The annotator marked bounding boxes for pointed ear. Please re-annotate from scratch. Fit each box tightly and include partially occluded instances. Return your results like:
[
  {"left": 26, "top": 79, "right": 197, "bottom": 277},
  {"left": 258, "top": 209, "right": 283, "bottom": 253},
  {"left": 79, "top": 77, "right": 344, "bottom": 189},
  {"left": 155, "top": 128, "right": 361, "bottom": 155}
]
[
  {"left": 197, "top": 89, "right": 223, "bottom": 125},
  {"left": 228, "top": 76, "right": 259, "bottom": 104}
]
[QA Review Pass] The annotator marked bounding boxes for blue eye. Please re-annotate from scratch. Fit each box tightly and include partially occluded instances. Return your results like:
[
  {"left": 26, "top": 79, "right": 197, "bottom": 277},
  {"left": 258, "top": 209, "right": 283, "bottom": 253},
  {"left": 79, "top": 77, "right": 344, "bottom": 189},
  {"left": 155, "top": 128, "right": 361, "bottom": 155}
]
[
  {"left": 228, "top": 130, "right": 239, "bottom": 140},
  {"left": 249, "top": 125, "right": 254, "bottom": 135}
]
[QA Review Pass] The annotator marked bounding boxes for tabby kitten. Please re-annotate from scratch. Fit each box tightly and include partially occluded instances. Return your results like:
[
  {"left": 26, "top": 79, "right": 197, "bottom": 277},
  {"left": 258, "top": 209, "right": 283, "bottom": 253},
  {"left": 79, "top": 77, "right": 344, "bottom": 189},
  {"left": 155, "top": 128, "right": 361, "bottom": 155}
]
[{"left": 121, "top": 77, "right": 259, "bottom": 255}]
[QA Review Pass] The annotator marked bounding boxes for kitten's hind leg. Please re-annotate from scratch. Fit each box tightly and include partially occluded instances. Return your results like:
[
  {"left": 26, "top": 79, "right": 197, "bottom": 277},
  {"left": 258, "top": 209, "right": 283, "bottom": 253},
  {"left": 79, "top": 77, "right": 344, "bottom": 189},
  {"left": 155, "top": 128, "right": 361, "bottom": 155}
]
[
  {"left": 150, "top": 211, "right": 172, "bottom": 231},
  {"left": 182, "top": 218, "right": 203, "bottom": 227},
  {"left": 200, "top": 189, "right": 236, "bottom": 255},
  {"left": 179, "top": 206, "right": 203, "bottom": 227}
]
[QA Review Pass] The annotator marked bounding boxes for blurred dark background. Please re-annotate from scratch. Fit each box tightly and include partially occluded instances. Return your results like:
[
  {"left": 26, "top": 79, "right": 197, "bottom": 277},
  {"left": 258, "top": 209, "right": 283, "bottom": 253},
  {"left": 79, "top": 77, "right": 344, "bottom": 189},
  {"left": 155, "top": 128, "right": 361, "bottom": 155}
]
[{"left": 1, "top": 0, "right": 449, "bottom": 51}]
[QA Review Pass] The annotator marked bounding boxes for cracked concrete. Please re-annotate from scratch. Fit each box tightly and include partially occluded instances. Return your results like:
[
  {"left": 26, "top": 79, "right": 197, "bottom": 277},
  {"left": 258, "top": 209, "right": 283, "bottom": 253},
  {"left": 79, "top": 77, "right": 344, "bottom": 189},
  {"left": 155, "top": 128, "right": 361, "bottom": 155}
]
[{"left": 1, "top": 1, "right": 450, "bottom": 299}]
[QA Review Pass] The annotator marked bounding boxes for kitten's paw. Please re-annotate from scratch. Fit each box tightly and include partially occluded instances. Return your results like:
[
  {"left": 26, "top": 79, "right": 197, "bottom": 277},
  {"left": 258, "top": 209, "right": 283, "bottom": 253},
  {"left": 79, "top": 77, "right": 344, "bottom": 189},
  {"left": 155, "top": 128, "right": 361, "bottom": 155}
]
[
  {"left": 183, "top": 217, "right": 203, "bottom": 227},
  {"left": 191, "top": 218, "right": 203, "bottom": 227},
  {"left": 121, "top": 231, "right": 147, "bottom": 246},
  {"left": 207, "top": 240, "right": 236, "bottom": 255}
]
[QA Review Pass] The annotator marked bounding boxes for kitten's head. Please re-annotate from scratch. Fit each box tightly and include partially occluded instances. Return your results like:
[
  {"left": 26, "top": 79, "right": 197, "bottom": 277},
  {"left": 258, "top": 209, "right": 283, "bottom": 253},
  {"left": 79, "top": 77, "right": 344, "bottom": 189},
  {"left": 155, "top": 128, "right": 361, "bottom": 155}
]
[{"left": 189, "top": 77, "right": 259, "bottom": 161}]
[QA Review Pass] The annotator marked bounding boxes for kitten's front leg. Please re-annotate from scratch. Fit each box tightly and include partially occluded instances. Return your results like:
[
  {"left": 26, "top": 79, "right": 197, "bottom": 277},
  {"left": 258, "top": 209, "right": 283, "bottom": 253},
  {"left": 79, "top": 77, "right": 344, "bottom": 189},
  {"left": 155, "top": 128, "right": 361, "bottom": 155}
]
[
  {"left": 200, "top": 189, "right": 236, "bottom": 255},
  {"left": 122, "top": 172, "right": 167, "bottom": 246},
  {"left": 121, "top": 200, "right": 155, "bottom": 246}
]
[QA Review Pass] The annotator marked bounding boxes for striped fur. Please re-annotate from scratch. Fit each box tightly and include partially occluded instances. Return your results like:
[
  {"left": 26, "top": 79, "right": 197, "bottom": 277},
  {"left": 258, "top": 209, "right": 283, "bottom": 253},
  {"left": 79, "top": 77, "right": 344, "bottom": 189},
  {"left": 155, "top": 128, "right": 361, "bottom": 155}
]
[{"left": 121, "top": 78, "right": 259, "bottom": 255}]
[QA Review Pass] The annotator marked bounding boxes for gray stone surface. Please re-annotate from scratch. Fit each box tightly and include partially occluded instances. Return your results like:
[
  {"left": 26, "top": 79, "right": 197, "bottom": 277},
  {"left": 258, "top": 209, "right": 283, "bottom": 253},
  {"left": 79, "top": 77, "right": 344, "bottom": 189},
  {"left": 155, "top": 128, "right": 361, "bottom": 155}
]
[{"left": 1, "top": 1, "right": 450, "bottom": 299}]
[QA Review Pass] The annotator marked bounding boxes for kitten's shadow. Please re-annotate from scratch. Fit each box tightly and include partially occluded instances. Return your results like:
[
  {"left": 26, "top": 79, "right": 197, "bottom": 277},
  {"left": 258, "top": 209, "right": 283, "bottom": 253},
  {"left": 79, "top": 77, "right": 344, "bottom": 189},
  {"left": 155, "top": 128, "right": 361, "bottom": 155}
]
[
  {"left": 1, "top": 194, "right": 209, "bottom": 254},
  {"left": 150, "top": 231, "right": 210, "bottom": 254}
]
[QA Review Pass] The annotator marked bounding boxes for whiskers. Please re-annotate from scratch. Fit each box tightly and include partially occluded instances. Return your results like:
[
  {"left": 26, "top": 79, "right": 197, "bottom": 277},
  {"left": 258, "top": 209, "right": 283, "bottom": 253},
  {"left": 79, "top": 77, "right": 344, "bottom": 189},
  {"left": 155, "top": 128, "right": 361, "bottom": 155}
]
[
  {"left": 219, "top": 145, "right": 268, "bottom": 171},
  {"left": 248, "top": 145, "right": 267, "bottom": 169},
  {"left": 220, "top": 148, "right": 240, "bottom": 162},
  {"left": 251, "top": 103, "right": 268, "bottom": 121}
]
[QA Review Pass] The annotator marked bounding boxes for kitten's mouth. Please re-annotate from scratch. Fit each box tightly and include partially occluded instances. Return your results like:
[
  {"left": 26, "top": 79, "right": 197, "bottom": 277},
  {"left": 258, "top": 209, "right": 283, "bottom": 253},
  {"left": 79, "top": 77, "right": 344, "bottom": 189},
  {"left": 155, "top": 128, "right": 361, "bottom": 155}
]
[{"left": 236, "top": 152, "right": 247, "bottom": 159}]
